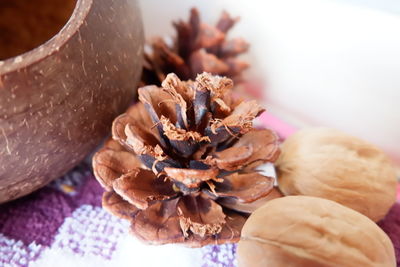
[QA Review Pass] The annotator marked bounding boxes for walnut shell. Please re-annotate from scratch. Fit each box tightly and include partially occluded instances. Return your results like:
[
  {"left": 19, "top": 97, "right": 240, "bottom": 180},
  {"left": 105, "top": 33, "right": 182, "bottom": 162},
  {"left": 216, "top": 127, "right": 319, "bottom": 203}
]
[
  {"left": 238, "top": 196, "right": 396, "bottom": 267},
  {"left": 276, "top": 128, "right": 397, "bottom": 222}
]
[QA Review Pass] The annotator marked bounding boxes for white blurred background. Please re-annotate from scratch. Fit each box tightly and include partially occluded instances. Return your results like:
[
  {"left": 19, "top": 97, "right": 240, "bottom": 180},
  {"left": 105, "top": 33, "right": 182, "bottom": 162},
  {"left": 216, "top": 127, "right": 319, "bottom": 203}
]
[{"left": 139, "top": 0, "right": 400, "bottom": 165}]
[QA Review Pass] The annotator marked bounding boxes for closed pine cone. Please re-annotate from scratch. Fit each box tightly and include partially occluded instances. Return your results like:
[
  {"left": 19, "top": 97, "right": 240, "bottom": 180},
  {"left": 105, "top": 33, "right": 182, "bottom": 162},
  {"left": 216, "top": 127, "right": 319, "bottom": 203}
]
[{"left": 92, "top": 72, "right": 280, "bottom": 247}]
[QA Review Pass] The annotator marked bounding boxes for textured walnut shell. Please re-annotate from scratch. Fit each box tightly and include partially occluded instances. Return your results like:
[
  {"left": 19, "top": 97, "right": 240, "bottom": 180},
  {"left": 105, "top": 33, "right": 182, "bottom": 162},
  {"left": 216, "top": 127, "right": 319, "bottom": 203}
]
[
  {"left": 0, "top": 0, "right": 143, "bottom": 203},
  {"left": 276, "top": 128, "right": 397, "bottom": 222},
  {"left": 238, "top": 196, "right": 396, "bottom": 267}
]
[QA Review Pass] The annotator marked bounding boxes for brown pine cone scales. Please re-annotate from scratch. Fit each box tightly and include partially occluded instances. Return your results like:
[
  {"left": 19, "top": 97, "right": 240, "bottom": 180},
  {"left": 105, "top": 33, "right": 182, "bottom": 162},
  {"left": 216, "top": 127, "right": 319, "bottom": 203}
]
[
  {"left": 93, "top": 72, "right": 280, "bottom": 247},
  {"left": 141, "top": 8, "right": 249, "bottom": 87}
]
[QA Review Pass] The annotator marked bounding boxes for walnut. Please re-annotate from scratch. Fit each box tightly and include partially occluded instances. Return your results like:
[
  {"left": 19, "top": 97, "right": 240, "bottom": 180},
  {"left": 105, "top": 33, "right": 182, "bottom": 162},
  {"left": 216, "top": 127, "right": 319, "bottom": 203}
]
[
  {"left": 238, "top": 196, "right": 396, "bottom": 267},
  {"left": 275, "top": 128, "right": 397, "bottom": 222}
]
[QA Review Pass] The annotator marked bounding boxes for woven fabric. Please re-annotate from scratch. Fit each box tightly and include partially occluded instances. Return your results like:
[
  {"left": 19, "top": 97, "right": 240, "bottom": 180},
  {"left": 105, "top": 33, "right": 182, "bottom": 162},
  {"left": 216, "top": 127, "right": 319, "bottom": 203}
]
[
  {"left": 1, "top": 166, "right": 399, "bottom": 267},
  {"left": 1, "top": 116, "right": 399, "bottom": 267},
  {"left": 0, "top": 163, "right": 242, "bottom": 267}
]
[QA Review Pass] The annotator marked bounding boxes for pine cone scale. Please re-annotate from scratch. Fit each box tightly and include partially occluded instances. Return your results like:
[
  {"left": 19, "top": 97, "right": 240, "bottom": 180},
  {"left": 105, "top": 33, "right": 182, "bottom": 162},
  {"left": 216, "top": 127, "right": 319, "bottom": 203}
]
[
  {"left": 164, "top": 166, "right": 219, "bottom": 189},
  {"left": 190, "top": 49, "right": 230, "bottom": 76},
  {"left": 177, "top": 194, "right": 226, "bottom": 238},
  {"left": 102, "top": 191, "right": 140, "bottom": 220},
  {"left": 220, "top": 38, "right": 249, "bottom": 57},
  {"left": 210, "top": 145, "right": 254, "bottom": 171},
  {"left": 92, "top": 147, "right": 142, "bottom": 190},
  {"left": 217, "top": 187, "right": 284, "bottom": 214},
  {"left": 211, "top": 172, "right": 275, "bottom": 203},
  {"left": 112, "top": 169, "right": 176, "bottom": 210},
  {"left": 216, "top": 11, "right": 239, "bottom": 33},
  {"left": 196, "top": 24, "right": 225, "bottom": 49},
  {"left": 131, "top": 198, "right": 185, "bottom": 245},
  {"left": 138, "top": 85, "right": 177, "bottom": 126}
]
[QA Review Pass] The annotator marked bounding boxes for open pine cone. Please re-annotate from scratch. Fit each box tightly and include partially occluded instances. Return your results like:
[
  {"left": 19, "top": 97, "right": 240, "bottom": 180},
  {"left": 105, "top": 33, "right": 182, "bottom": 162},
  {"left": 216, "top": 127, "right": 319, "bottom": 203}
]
[
  {"left": 93, "top": 72, "right": 280, "bottom": 247},
  {"left": 141, "top": 8, "right": 249, "bottom": 87}
]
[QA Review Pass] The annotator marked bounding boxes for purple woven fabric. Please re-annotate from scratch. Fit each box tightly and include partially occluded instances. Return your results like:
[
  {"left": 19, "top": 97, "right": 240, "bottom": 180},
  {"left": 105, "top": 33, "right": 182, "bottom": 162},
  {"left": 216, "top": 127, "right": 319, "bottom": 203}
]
[
  {"left": 378, "top": 203, "right": 400, "bottom": 266},
  {"left": 0, "top": 188, "right": 75, "bottom": 246},
  {"left": 0, "top": 164, "right": 240, "bottom": 267},
  {"left": 0, "top": 164, "right": 102, "bottom": 247},
  {"left": 0, "top": 163, "right": 399, "bottom": 266}
]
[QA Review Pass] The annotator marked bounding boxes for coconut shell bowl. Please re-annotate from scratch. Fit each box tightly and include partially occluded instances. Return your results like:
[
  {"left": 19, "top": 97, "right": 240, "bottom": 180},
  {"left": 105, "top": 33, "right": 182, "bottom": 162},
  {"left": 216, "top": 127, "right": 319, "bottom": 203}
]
[{"left": 0, "top": 0, "right": 143, "bottom": 203}]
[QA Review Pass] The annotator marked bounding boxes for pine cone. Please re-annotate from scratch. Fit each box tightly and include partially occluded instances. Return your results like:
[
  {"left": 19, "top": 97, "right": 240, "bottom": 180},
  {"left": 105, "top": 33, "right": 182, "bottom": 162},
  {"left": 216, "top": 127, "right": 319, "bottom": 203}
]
[
  {"left": 93, "top": 72, "right": 280, "bottom": 247},
  {"left": 141, "top": 8, "right": 249, "bottom": 87}
]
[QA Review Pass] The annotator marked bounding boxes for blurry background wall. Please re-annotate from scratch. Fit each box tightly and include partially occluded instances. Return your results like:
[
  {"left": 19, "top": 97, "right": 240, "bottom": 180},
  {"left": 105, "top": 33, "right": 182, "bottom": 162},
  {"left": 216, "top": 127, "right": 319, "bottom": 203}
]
[{"left": 139, "top": 0, "right": 400, "bottom": 164}]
